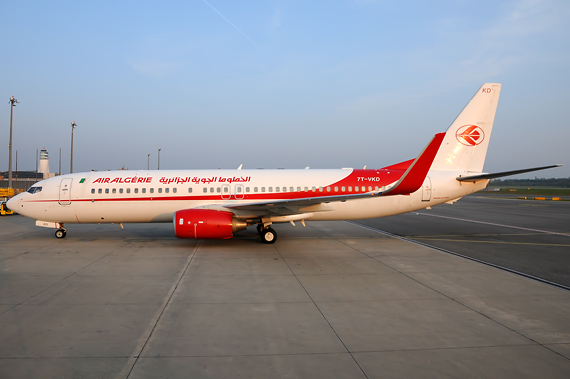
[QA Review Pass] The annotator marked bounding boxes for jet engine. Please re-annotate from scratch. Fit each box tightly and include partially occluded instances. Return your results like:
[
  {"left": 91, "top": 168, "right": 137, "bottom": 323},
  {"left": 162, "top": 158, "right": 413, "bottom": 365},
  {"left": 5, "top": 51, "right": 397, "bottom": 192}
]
[{"left": 173, "top": 209, "right": 247, "bottom": 239}]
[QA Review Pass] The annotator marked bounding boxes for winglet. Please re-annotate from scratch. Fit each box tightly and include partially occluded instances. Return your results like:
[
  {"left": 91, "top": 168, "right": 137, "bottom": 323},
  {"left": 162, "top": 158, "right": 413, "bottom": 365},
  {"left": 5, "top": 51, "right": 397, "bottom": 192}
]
[{"left": 381, "top": 132, "right": 445, "bottom": 196}]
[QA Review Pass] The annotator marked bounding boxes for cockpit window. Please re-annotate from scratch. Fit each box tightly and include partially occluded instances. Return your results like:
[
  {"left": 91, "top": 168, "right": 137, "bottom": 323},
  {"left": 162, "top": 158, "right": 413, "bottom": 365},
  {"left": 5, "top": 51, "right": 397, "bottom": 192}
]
[{"left": 27, "top": 186, "right": 43, "bottom": 194}]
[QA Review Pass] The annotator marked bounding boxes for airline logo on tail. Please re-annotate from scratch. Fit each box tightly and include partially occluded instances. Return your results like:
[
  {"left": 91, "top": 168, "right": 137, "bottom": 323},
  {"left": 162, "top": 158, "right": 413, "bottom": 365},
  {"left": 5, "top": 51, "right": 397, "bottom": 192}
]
[{"left": 456, "top": 125, "right": 485, "bottom": 146}]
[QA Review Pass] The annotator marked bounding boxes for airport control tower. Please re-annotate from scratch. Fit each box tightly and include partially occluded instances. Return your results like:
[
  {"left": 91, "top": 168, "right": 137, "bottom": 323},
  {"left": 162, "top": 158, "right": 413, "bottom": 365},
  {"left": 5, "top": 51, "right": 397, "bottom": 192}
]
[{"left": 38, "top": 148, "right": 50, "bottom": 177}]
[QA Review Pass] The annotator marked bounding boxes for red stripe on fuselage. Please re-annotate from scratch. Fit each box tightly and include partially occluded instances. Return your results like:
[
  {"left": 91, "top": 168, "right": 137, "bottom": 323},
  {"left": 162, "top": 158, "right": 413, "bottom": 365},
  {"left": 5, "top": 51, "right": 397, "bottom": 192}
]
[{"left": 23, "top": 167, "right": 410, "bottom": 205}]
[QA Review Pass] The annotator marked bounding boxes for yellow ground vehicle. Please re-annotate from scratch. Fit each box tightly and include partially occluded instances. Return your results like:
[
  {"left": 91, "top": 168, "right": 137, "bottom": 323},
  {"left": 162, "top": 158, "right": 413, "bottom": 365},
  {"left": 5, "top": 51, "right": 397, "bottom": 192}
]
[
  {"left": 0, "top": 188, "right": 15, "bottom": 197},
  {"left": 1, "top": 201, "right": 14, "bottom": 215}
]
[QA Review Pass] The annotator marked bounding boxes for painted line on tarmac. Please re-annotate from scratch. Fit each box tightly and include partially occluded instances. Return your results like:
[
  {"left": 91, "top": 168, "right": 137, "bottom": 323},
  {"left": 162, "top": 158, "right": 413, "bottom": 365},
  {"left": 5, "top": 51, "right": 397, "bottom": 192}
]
[
  {"left": 414, "top": 212, "right": 570, "bottom": 237},
  {"left": 116, "top": 240, "right": 202, "bottom": 379},
  {"left": 406, "top": 232, "right": 547, "bottom": 238},
  {"left": 411, "top": 237, "right": 570, "bottom": 247},
  {"left": 347, "top": 221, "right": 570, "bottom": 292}
]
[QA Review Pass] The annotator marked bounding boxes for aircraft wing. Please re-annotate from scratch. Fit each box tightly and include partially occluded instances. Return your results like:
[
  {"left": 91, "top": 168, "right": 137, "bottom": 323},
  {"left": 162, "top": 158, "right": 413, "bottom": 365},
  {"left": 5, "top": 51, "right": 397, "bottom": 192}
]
[
  {"left": 224, "top": 132, "right": 445, "bottom": 217},
  {"left": 456, "top": 164, "right": 563, "bottom": 183}
]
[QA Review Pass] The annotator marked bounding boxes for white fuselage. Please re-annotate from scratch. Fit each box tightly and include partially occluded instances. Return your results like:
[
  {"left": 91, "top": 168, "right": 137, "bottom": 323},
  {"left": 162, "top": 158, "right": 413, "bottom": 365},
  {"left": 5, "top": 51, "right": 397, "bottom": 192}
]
[{"left": 8, "top": 168, "right": 488, "bottom": 225}]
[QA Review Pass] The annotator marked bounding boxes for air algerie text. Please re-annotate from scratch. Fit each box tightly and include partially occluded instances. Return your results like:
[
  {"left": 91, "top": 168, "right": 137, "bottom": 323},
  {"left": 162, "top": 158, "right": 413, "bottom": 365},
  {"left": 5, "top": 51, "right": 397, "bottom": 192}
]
[
  {"left": 92, "top": 176, "right": 152, "bottom": 184},
  {"left": 159, "top": 176, "right": 251, "bottom": 185}
]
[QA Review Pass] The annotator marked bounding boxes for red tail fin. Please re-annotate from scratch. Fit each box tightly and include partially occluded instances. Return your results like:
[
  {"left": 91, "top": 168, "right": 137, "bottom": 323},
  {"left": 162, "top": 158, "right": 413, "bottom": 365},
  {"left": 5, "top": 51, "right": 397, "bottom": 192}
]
[{"left": 381, "top": 132, "right": 445, "bottom": 196}]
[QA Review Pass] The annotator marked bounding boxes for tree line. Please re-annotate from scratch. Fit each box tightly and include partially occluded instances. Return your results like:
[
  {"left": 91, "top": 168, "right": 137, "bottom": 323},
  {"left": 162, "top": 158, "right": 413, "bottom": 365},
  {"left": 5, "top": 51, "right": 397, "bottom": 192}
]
[{"left": 490, "top": 177, "right": 570, "bottom": 187}]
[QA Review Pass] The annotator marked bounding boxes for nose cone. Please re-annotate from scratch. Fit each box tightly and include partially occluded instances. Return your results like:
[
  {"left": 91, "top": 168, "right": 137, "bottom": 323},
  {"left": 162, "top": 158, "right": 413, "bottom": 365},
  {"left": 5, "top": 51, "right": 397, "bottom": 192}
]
[{"left": 6, "top": 196, "right": 18, "bottom": 211}]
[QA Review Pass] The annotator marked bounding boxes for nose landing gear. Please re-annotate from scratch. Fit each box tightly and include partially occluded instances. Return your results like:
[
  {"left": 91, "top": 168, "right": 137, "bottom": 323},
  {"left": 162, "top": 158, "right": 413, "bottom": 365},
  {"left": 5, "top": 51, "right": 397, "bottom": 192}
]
[{"left": 55, "top": 227, "right": 67, "bottom": 239}]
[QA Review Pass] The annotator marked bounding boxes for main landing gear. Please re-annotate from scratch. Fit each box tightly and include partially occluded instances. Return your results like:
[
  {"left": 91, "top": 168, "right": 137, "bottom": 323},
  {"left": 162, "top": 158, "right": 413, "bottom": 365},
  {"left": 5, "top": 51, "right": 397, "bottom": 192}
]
[
  {"left": 55, "top": 227, "right": 67, "bottom": 239},
  {"left": 257, "top": 224, "right": 277, "bottom": 244}
]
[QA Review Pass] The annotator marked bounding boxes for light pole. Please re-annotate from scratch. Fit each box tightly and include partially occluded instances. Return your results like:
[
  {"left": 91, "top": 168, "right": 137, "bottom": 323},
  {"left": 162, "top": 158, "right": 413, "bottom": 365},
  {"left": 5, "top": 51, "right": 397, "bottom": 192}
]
[
  {"left": 8, "top": 96, "right": 19, "bottom": 189},
  {"left": 158, "top": 148, "right": 161, "bottom": 170},
  {"left": 70, "top": 121, "right": 77, "bottom": 173},
  {"left": 147, "top": 153, "right": 150, "bottom": 170}
]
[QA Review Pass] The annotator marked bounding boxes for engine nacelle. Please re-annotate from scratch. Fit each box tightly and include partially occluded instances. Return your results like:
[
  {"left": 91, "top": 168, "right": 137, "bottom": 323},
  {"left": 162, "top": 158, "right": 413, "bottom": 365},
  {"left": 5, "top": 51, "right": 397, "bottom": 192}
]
[{"left": 173, "top": 209, "right": 246, "bottom": 239}]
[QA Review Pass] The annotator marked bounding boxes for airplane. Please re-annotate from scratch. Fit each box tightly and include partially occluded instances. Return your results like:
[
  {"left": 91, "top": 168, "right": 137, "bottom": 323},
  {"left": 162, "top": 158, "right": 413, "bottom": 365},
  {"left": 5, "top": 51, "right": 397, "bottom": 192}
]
[{"left": 7, "top": 83, "right": 562, "bottom": 243}]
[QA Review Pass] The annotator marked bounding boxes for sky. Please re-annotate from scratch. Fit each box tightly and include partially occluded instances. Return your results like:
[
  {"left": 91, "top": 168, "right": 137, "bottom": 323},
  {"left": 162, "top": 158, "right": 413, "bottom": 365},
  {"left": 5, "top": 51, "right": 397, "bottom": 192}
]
[{"left": 1, "top": 0, "right": 569, "bottom": 178}]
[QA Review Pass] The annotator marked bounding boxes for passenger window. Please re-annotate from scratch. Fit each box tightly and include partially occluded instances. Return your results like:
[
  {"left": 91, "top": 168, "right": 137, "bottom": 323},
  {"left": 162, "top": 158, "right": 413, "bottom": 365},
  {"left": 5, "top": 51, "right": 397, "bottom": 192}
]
[
  {"left": 112, "top": 188, "right": 116, "bottom": 194},
  {"left": 224, "top": 187, "right": 229, "bottom": 193},
  {"left": 312, "top": 187, "right": 316, "bottom": 192},
  {"left": 158, "top": 188, "right": 162, "bottom": 193},
  {"left": 368, "top": 186, "right": 372, "bottom": 191},
  {"left": 135, "top": 188, "right": 139, "bottom": 194},
  {"left": 172, "top": 188, "right": 176, "bottom": 193},
  {"left": 290, "top": 187, "right": 294, "bottom": 192},
  {"left": 150, "top": 188, "right": 154, "bottom": 194},
  {"left": 126, "top": 188, "right": 131, "bottom": 194},
  {"left": 236, "top": 186, "right": 242, "bottom": 193},
  {"left": 98, "top": 188, "right": 102, "bottom": 194},
  {"left": 375, "top": 186, "right": 379, "bottom": 191},
  {"left": 254, "top": 187, "right": 258, "bottom": 192},
  {"left": 187, "top": 188, "right": 192, "bottom": 193},
  {"left": 142, "top": 188, "right": 146, "bottom": 194},
  {"left": 297, "top": 187, "right": 301, "bottom": 192},
  {"left": 246, "top": 187, "right": 250, "bottom": 193},
  {"left": 164, "top": 188, "right": 168, "bottom": 193},
  {"left": 210, "top": 187, "right": 215, "bottom": 193},
  {"left": 304, "top": 187, "right": 308, "bottom": 192},
  {"left": 275, "top": 187, "right": 280, "bottom": 192},
  {"left": 342, "top": 186, "right": 345, "bottom": 192},
  {"left": 348, "top": 186, "right": 352, "bottom": 192},
  {"left": 362, "top": 186, "right": 366, "bottom": 192},
  {"left": 119, "top": 188, "right": 123, "bottom": 194},
  {"left": 327, "top": 187, "right": 331, "bottom": 192},
  {"left": 319, "top": 187, "right": 323, "bottom": 192},
  {"left": 334, "top": 186, "right": 338, "bottom": 192},
  {"left": 105, "top": 189, "right": 109, "bottom": 194},
  {"left": 203, "top": 188, "right": 207, "bottom": 193},
  {"left": 269, "top": 187, "right": 273, "bottom": 192},
  {"left": 91, "top": 188, "right": 95, "bottom": 194},
  {"left": 261, "top": 187, "right": 265, "bottom": 192}
]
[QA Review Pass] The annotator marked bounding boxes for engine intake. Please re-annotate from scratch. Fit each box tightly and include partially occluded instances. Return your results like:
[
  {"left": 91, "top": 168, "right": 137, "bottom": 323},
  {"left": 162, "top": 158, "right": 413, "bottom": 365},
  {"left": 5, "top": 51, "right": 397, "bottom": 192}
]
[{"left": 174, "top": 209, "right": 247, "bottom": 239}]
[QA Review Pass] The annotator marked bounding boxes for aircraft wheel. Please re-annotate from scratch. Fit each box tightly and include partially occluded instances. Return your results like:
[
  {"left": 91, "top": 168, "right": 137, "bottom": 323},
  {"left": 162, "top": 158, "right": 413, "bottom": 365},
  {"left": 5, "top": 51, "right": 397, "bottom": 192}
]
[
  {"left": 55, "top": 229, "right": 67, "bottom": 239},
  {"left": 260, "top": 227, "right": 277, "bottom": 244}
]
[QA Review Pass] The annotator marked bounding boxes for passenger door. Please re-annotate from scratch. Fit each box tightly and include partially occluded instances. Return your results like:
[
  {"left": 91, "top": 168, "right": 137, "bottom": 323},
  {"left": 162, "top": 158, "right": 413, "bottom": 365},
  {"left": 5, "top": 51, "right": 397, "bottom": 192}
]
[
  {"left": 59, "top": 178, "right": 72, "bottom": 205},
  {"left": 421, "top": 177, "right": 431, "bottom": 201}
]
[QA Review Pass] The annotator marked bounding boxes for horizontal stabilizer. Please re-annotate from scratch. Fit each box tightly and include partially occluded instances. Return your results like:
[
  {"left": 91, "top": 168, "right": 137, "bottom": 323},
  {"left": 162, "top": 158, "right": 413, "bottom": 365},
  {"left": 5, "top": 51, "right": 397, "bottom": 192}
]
[{"left": 456, "top": 164, "right": 563, "bottom": 183}]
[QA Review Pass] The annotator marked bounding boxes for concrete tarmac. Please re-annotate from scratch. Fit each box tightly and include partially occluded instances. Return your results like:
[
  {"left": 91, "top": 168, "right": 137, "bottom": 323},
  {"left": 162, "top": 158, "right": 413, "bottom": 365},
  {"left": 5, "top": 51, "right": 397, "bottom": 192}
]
[
  {"left": 1, "top": 212, "right": 570, "bottom": 378},
  {"left": 356, "top": 195, "right": 570, "bottom": 287}
]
